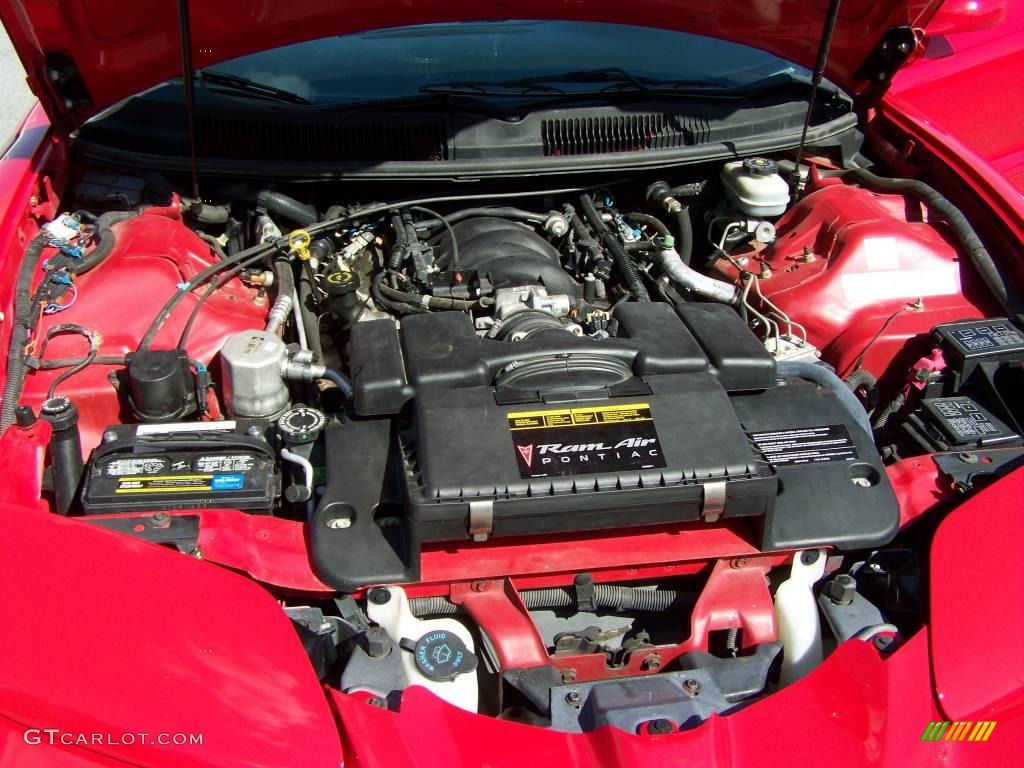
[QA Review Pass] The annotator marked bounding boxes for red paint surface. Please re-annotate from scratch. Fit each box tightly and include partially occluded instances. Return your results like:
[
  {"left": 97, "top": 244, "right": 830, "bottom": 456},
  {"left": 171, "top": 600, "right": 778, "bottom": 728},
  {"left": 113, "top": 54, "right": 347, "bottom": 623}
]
[
  {"left": 713, "top": 180, "right": 989, "bottom": 380},
  {"left": 893, "top": 0, "right": 1024, "bottom": 193},
  {"left": 0, "top": 0, "right": 946, "bottom": 130},
  {"left": 930, "top": 466, "right": 1024, "bottom": 722},
  {"left": 0, "top": 504, "right": 343, "bottom": 768},
  {"left": 19, "top": 213, "right": 265, "bottom": 454}
]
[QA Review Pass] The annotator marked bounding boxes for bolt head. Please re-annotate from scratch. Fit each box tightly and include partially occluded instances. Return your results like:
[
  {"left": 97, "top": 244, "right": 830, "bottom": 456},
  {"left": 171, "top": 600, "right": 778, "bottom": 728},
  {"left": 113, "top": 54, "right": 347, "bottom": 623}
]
[
  {"left": 682, "top": 678, "right": 701, "bottom": 695},
  {"left": 826, "top": 574, "right": 857, "bottom": 605},
  {"left": 471, "top": 580, "right": 490, "bottom": 593},
  {"left": 367, "top": 588, "right": 391, "bottom": 605},
  {"left": 647, "top": 719, "right": 675, "bottom": 735},
  {"left": 564, "top": 691, "right": 581, "bottom": 706},
  {"left": 561, "top": 668, "right": 577, "bottom": 683}
]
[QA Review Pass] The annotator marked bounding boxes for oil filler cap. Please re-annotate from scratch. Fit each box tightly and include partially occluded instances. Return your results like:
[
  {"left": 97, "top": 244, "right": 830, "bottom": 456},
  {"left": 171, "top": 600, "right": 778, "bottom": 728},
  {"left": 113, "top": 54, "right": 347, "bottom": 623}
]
[
  {"left": 278, "top": 406, "right": 326, "bottom": 445},
  {"left": 399, "top": 630, "right": 478, "bottom": 682}
]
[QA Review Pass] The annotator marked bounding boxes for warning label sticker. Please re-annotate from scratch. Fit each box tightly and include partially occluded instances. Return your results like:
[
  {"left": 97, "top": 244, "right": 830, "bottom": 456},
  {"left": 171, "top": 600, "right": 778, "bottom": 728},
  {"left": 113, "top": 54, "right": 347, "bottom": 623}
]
[
  {"left": 194, "top": 454, "right": 256, "bottom": 473},
  {"left": 114, "top": 474, "right": 241, "bottom": 493},
  {"left": 104, "top": 457, "right": 170, "bottom": 477},
  {"left": 751, "top": 425, "right": 859, "bottom": 467},
  {"left": 507, "top": 403, "right": 666, "bottom": 478}
]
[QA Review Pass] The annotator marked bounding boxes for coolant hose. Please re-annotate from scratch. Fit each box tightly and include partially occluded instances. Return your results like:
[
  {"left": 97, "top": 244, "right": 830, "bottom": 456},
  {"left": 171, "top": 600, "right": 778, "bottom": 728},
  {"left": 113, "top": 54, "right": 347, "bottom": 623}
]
[
  {"left": 322, "top": 368, "right": 353, "bottom": 400},
  {"left": 777, "top": 361, "right": 873, "bottom": 437},
  {"left": 840, "top": 168, "right": 1020, "bottom": 316},
  {"left": 1, "top": 234, "right": 50, "bottom": 431},
  {"left": 265, "top": 255, "right": 295, "bottom": 334},
  {"left": 579, "top": 194, "right": 650, "bottom": 302},
  {"left": 675, "top": 208, "right": 694, "bottom": 266},
  {"left": 654, "top": 245, "right": 739, "bottom": 304},
  {"left": 257, "top": 190, "right": 318, "bottom": 228},
  {"left": 409, "top": 585, "right": 686, "bottom": 616}
]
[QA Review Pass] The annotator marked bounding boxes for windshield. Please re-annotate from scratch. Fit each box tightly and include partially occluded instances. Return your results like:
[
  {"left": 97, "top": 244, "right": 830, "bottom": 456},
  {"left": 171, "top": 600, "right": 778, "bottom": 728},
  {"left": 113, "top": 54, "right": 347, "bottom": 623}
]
[{"left": 201, "top": 20, "right": 810, "bottom": 106}]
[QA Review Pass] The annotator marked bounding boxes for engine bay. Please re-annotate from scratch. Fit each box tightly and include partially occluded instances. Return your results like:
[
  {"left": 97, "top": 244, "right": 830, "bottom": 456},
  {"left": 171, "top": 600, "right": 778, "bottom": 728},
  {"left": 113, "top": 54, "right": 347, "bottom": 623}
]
[{"left": 4, "top": 153, "right": 1023, "bottom": 733}]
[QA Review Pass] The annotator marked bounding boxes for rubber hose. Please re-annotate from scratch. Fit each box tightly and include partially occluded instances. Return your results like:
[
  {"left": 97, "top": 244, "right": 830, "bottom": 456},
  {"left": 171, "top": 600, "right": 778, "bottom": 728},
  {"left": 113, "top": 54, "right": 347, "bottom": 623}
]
[
  {"left": 675, "top": 208, "right": 694, "bottom": 267},
  {"left": 265, "top": 255, "right": 295, "bottom": 334},
  {"left": 844, "top": 369, "right": 878, "bottom": 393},
  {"left": 623, "top": 212, "right": 671, "bottom": 239},
  {"left": 579, "top": 194, "right": 650, "bottom": 302},
  {"left": 322, "top": 368, "right": 353, "bottom": 400},
  {"left": 408, "top": 586, "right": 684, "bottom": 617},
  {"left": 387, "top": 212, "right": 409, "bottom": 270},
  {"left": 257, "top": 190, "right": 318, "bottom": 228},
  {"left": 71, "top": 211, "right": 137, "bottom": 275},
  {"left": 1, "top": 234, "right": 49, "bottom": 431},
  {"left": 840, "top": 168, "right": 1020, "bottom": 316},
  {"left": 196, "top": 231, "right": 228, "bottom": 261},
  {"left": 777, "top": 361, "right": 874, "bottom": 438},
  {"left": 297, "top": 262, "right": 324, "bottom": 361}
]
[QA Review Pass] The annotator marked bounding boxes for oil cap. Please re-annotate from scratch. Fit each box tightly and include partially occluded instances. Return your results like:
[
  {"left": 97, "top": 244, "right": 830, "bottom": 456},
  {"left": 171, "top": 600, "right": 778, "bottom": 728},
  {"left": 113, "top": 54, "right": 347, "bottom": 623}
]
[
  {"left": 399, "top": 630, "right": 478, "bottom": 682},
  {"left": 278, "top": 406, "right": 327, "bottom": 445}
]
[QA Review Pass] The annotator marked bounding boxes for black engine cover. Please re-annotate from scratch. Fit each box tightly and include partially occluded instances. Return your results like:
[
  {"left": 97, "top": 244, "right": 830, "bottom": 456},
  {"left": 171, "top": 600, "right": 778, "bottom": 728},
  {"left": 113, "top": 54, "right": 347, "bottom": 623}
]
[{"left": 311, "top": 303, "right": 898, "bottom": 590}]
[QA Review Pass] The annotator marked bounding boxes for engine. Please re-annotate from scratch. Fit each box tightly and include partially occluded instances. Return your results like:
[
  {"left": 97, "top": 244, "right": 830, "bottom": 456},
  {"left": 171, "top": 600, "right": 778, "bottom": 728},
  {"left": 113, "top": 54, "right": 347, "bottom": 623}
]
[{"left": 7, "top": 154, "right": 1020, "bottom": 732}]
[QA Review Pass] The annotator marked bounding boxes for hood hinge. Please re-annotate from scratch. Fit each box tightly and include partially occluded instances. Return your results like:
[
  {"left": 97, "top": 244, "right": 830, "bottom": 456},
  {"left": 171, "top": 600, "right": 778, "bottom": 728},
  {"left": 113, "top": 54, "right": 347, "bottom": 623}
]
[
  {"left": 854, "top": 27, "right": 920, "bottom": 88},
  {"left": 41, "top": 51, "right": 92, "bottom": 114}
]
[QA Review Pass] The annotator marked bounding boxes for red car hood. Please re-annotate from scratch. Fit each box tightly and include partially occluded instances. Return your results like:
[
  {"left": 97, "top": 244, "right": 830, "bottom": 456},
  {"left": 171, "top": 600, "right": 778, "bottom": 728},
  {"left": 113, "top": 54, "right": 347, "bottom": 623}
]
[{"left": 0, "top": 0, "right": 945, "bottom": 132}]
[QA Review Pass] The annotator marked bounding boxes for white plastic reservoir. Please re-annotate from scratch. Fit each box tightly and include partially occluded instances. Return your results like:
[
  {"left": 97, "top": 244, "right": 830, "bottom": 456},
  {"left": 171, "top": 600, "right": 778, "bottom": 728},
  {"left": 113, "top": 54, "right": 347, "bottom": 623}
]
[
  {"left": 721, "top": 157, "right": 791, "bottom": 218},
  {"left": 775, "top": 548, "right": 827, "bottom": 685}
]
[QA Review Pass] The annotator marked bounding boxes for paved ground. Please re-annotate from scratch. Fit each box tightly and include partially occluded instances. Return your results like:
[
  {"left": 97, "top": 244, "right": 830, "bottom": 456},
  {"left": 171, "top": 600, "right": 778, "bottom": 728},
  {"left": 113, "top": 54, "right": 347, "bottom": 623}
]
[{"left": 1, "top": 26, "right": 34, "bottom": 147}]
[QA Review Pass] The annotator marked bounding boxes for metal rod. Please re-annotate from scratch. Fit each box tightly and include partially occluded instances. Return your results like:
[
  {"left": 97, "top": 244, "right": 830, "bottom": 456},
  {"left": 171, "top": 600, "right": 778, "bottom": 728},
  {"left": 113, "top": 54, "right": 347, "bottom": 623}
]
[
  {"left": 177, "top": 0, "right": 200, "bottom": 200},
  {"left": 792, "top": 0, "right": 843, "bottom": 193}
]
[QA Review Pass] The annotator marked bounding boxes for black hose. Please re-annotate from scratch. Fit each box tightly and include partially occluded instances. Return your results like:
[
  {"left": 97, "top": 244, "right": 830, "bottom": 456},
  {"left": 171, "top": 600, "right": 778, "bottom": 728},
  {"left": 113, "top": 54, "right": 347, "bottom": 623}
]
[
  {"left": 623, "top": 212, "right": 671, "bottom": 239},
  {"left": 257, "top": 190, "right": 318, "bottom": 227},
  {"left": 777, "top": 361, "right": 873, "bottom": 438},
  {"left": 266, "top": 253, "right": 296, "bottom": 335},
  {"left": 322, "top": 369, "right": 353, "bottom": 400},
  {"left": 409, "top": 585, "right": 686, "bottom": 616},
  {"left": 70, "top": 211, "right": 137, "bottom": 275},
  {"left": 844, "top": 369, "right": 878, "bottom": 393},
  {"left": 579, "top": 194, "right": 650, "bottom": 302},
  {"left": 387, "top": 212, "right": 409, "bottom": 270},
  {"left": 675, "top": 208, "right": 694, "bottom": 267},
  {"left": 1, "top": 234, "right": 49, "bottom": 431},
  {"left": 298, "top": 261, "right": 324, "bottom": 362},
  {"left": 376, "top": 275, "right": 479, "bottom": 311},
  {"left": 195, "top": 231, "right": 228, "bottom": 261},
  {"left": 841, "top": 168, "right": 1020, "bottom": 316}
]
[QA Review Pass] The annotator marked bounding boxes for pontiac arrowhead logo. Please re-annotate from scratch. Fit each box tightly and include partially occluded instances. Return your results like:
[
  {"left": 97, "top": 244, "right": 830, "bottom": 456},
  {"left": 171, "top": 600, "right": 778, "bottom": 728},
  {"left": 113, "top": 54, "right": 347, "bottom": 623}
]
[{"left": 517, "top": 444, "right": 534, "bottom": 468}]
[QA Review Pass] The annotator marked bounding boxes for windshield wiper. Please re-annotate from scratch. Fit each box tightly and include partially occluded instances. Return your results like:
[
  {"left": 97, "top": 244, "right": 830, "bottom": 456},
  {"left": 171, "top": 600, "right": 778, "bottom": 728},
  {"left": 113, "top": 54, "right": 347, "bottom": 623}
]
[{"left": 197, "top": 70, "right": 311, "bottom": 105}]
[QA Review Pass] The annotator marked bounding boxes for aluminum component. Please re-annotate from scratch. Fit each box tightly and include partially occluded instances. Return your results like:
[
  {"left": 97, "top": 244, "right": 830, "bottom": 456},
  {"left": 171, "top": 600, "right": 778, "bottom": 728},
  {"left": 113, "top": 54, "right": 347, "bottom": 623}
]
[
  {"left": 492, "top": 285, "right": 572, "bottom": 322},
  {"left": 220, "top": 330, "right": 290, "bottom": 418},
  {"left": 765, "top": 334, "right": 821, "bottom": 363}
]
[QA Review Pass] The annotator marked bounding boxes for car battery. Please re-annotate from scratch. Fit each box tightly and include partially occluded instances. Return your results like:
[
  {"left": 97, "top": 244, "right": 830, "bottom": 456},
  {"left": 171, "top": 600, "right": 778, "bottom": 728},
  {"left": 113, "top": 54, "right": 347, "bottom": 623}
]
[{"left": 82, "top": 420, "right": 277, "bottom": 514}]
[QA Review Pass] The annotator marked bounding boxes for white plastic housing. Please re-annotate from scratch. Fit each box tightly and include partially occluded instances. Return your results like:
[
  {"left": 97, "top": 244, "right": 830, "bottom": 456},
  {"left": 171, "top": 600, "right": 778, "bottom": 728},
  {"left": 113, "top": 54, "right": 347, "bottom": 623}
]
[
  {"left": 367, "top": 587, "right": 479, "bottom": 712},
  {"left": 721, "top": 160, "right": 791, "bottom": 217},
  {"left": 774, "top": 549, "right": 826, "bottom": 685}
]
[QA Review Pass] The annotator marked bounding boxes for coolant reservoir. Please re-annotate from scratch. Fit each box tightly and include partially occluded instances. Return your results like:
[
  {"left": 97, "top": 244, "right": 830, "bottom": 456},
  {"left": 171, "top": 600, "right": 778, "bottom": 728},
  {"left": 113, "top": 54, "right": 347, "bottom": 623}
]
[
  {"left": 367, "top": 586, "right": 480, "bottom": 712},
  {"left": 721, "top": 158, "right": 791, "bottom": 217},
  {"left": 775, "top": 549, "right": 827, "bottom": 685}
]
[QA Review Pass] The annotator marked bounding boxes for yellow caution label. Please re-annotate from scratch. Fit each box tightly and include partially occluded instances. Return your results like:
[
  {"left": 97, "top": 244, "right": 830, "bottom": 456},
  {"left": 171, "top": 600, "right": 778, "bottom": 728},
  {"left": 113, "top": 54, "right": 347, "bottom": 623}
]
[{"left": 507, "top": 403, "right": 653, "bottom": 430}]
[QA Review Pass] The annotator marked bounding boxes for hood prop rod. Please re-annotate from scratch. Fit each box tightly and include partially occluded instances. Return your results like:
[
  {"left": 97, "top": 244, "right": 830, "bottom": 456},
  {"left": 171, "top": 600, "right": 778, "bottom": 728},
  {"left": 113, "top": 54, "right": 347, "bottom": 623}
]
[
  {"left": 791, "top": 0, "right": 842, "bottom": 194},
  {"left": 177, "top": 0, "right": 200, "bottom": 200}
]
